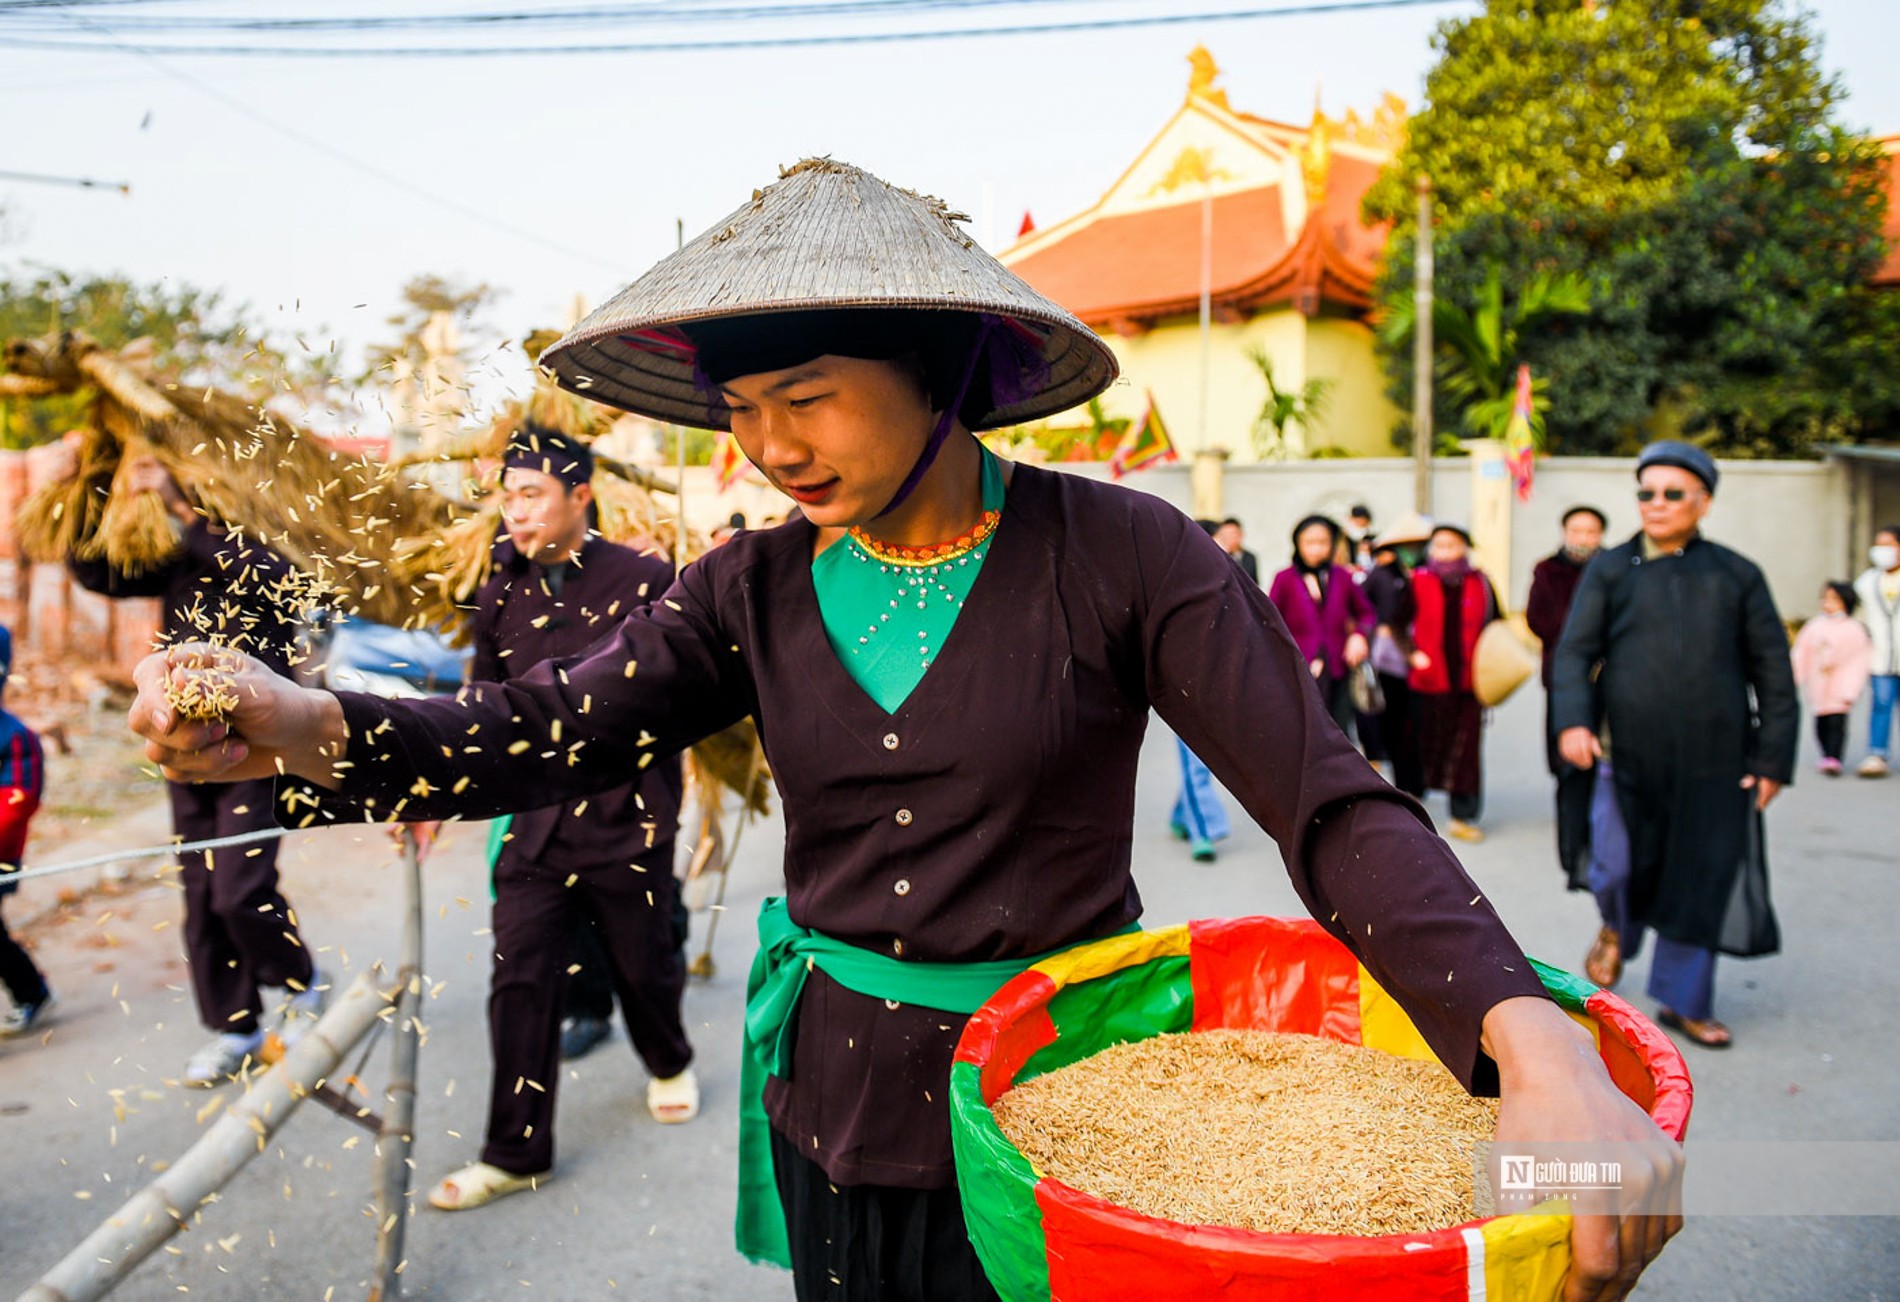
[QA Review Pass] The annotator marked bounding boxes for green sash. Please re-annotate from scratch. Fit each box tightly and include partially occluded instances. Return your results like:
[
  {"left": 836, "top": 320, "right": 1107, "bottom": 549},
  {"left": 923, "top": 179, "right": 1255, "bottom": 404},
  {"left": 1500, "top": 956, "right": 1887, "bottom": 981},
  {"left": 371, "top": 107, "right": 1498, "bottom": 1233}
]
[
  {"left": 736, "top": 896, "right": 1133, "bottom": 1268},
  {"left": 484, "top": 815, "right": 511, "bottom": 901}
]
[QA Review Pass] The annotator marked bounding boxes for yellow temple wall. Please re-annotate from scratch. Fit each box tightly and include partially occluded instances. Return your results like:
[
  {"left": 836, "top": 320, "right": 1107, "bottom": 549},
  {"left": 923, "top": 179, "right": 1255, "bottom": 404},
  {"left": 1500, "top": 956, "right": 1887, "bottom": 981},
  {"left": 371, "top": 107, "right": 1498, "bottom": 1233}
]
[{"left": 1097, "top": 310, "right": 1400, "bottom": 461}]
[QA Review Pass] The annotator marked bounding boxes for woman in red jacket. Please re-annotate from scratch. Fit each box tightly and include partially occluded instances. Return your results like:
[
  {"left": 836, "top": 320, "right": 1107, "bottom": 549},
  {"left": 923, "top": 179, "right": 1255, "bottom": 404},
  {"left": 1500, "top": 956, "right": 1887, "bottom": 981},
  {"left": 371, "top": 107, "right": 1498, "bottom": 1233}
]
[{"left": 1408, "top": 524, "right": 1500, "bottom": 843}]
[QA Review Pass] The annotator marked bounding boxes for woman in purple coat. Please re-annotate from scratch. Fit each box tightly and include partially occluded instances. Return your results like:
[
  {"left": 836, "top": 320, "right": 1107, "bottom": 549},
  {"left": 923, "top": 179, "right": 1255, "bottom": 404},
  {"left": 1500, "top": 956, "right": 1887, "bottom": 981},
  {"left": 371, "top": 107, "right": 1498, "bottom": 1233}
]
[{"left": 1267, "top": 515, "right": 1376, "bottom": 736}]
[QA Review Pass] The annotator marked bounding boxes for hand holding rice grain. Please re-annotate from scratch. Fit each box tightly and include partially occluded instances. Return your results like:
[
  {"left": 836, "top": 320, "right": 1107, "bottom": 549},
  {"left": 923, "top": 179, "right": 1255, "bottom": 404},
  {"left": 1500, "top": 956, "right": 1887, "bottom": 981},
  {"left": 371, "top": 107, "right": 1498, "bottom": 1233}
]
[
  {"left": 991, "top": 1029, "right": 1500, "bottom": 1237},
  {"left": 159, "top": 647, "right": 247, "bottom": 723}
]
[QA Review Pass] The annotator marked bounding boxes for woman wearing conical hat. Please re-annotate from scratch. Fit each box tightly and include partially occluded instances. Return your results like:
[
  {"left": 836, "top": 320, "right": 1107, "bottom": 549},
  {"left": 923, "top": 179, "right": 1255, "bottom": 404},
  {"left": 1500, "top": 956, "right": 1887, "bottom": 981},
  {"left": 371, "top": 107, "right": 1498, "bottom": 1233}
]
[{"left": 128, "top": 160, "right": 1679, "bottom": 1300}]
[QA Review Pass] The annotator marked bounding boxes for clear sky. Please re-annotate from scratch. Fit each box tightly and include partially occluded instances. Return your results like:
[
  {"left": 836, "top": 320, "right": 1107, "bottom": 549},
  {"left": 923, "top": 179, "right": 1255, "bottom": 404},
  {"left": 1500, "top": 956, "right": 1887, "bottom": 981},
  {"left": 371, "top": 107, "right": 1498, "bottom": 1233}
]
[{"left": 1, "top": 0, "right": 1895, "bottom": 423}]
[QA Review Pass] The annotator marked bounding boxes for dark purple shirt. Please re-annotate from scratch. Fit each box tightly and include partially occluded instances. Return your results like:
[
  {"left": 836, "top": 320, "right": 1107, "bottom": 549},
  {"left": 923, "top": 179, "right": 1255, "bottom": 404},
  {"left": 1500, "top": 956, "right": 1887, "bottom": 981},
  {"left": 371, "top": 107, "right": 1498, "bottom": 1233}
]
[
  {"left": 70, "top": 519, "right": 297, "bottom": 676},
  {"left": 467, "top": 535, "right": 681, "bottom": 868},
  {"left": 1266, "top": 563, "right": 1377, "bottom": 679},
  {"left": 1526, "top": 551, "right": 1589, "bottom": 689},
  {"left": 280, "top": 464, "right": 1547, "bottom": 1188}
]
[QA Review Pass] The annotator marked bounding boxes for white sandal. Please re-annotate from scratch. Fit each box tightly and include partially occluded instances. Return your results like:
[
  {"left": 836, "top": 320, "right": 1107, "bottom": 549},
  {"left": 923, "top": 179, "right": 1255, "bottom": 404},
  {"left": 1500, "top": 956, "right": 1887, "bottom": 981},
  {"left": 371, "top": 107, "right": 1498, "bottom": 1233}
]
[
  {"left": 426, "top": 1161, "right": 548, "bottom": 1211},
  {"left": 647, "top": 1068, "right": 699, "bottom": 1124}
]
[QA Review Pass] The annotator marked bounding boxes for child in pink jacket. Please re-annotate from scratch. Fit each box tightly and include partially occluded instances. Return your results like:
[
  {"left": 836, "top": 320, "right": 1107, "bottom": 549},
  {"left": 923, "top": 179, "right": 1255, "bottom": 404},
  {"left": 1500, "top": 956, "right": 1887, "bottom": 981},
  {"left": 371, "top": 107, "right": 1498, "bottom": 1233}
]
[{"left": 1791, "top": 581, "right": 1874, "bottom": 775}]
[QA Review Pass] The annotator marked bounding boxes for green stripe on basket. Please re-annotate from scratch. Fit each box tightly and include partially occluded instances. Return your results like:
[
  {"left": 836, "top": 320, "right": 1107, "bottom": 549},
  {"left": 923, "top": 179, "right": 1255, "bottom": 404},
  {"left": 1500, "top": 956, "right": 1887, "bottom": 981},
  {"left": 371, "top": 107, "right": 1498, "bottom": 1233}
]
[
  {"left": 950, "top": 1059, "right": 1051, "bottom": 1302},
  {"left": 1015, "top": 955, "right": 1194, "bottom": 1085},
  {"left": 1529, "top": 956, "right": 1598, "bottom": 1012}
]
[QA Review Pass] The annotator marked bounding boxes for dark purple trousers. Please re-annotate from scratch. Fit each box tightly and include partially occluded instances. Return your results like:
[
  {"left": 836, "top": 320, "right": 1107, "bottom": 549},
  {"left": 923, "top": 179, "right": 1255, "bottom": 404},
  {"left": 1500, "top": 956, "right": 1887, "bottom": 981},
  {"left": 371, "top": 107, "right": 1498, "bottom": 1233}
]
[
  {"left": 481, "top": 849, "right": 693, "bottom": 1175},
  {"left": 171, "top": 778, "right": 313, "bottom": 1035}
]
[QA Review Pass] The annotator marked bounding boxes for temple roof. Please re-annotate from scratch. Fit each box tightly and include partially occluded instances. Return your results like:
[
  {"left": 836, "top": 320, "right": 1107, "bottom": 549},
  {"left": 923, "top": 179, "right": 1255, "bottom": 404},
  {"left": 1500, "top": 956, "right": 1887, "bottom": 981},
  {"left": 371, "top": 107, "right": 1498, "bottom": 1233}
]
[
  {"left": 1875, "top": 134, "right": 1900, "bottom": 288},
  {"left": 1001, "top": 51, "right": 1398, "bottom": 332}
]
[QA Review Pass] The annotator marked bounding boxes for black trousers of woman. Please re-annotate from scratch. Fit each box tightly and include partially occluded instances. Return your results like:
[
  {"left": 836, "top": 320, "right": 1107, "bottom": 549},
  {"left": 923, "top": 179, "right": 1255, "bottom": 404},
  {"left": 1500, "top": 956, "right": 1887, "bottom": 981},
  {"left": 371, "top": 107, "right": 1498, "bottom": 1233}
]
[
  {"left": 771, "top": 1126, "right": 1001, "bottom": 1302},
  {"left": 1545, "top": 704, "right": 1594, "bottom": 891},
  {"left": 0, "top": 903, "right": 48, "bottom": 1007}
]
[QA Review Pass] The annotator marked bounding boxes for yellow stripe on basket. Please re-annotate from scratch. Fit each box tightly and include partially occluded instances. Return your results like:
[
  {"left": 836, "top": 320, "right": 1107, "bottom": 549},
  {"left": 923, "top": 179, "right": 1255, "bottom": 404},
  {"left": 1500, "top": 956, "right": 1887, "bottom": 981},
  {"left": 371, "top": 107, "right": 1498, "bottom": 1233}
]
[
  {"left": 1031, "top": 924, "right": 1191, "bottom": 991},
  {"left": 1479, "top": 1204, "right": 1573, "bottom": 1301},
  {"left": 1356, "top": 967, "right": 1441, "bottom": 1064},
  {"left": 1357, "top": 967, "right": 1602, "bottom": 1060}
]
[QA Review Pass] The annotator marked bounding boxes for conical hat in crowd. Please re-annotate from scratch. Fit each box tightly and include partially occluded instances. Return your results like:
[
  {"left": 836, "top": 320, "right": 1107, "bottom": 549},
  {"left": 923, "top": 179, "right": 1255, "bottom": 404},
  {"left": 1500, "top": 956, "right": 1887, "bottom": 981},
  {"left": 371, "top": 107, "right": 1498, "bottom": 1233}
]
[
  {"left": 1371, "top": 511, "right": 1434, "bottom": 550},
  {"left": 1473, "top": 621, "right": 1541, "bottom": 708},
  {"left": 539, "top": 158, "right": 1118, "bottom": 431}
]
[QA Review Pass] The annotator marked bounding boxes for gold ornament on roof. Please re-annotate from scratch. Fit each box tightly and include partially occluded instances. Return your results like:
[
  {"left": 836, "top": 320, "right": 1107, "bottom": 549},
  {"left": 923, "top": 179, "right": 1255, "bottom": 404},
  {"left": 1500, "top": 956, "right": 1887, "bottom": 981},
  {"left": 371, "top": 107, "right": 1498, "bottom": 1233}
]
[
  {"left": 1302, "top": 93, "right": 1409, "bottom": 201},
  {"left": 1186, "top": 46, "right": 1231, "bottom": 111}
]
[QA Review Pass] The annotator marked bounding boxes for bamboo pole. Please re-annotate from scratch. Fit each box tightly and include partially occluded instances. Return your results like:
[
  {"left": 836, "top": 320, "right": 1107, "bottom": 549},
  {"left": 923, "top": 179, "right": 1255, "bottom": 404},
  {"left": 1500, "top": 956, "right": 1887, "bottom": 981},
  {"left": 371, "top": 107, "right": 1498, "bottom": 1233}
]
[
  {"left": 368, "top": 836, "right": 425, "bottom": 1301},
  {"left": 0, "top": 374, "right": 59, "bottom": 400},
  {"left": 72, "top": 349, "right": 177, "bottom": 425},
  {"left": 18, "top": 972, "right": 389, "bottom": 1302}
]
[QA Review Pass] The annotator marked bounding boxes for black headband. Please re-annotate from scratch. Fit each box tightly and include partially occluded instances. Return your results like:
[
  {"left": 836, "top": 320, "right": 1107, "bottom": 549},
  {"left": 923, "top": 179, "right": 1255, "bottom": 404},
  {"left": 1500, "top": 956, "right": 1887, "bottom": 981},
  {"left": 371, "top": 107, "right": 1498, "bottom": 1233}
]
[{"left": 504, "top": 422, "right": 593, "bottom": 488}]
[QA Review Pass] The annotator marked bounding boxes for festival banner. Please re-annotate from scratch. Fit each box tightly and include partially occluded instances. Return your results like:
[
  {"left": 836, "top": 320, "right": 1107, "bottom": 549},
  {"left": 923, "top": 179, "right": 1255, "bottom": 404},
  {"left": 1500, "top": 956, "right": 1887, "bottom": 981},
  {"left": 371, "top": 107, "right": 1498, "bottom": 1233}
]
[
  {"left": 711, "top": 428, "right": 748, "bottom": 493},
  {"left": 1504, "top": 364, "right": 1536, "bottom": 502},
  {"left": 1109, "top": 392, "right": 1177, "bottom": 480}
]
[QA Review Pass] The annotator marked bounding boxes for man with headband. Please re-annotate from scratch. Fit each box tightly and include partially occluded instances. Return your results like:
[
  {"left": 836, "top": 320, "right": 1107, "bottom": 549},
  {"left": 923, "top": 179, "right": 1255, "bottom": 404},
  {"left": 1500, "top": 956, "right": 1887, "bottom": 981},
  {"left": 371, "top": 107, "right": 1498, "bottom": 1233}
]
[
  {"left": 131, "top": 160, "right": 1682, "bottom": 1299},
  {"left": 426, "top": 423, "right": 697, "bottom": 1213}
]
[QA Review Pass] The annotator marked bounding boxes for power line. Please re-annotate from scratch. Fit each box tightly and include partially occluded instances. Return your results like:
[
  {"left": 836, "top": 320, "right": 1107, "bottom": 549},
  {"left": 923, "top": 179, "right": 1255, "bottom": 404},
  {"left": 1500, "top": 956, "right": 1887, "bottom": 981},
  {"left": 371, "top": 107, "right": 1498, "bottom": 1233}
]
[
  {"left": 0, "top": 0, "right": 1049, "bottom": 28},
  {"left": 38, "top": 8, "right": 622, "bottom": 272},
  {"left": 0, "top": 0, "right": 1466, "bottom": 57},
  {"left": 0, "top": 166, "right": 130, "bottom": 192}
]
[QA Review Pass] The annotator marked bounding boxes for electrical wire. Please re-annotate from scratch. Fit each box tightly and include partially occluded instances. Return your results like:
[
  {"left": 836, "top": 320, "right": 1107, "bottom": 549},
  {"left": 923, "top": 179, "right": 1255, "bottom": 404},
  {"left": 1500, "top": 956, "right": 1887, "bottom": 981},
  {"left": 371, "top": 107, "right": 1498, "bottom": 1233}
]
[
  {"left": 0, "top": 0, "right": 1466, "bottom": 56},
  {"left": 36, "top": 6, "right": 623, "bottom": 270}
]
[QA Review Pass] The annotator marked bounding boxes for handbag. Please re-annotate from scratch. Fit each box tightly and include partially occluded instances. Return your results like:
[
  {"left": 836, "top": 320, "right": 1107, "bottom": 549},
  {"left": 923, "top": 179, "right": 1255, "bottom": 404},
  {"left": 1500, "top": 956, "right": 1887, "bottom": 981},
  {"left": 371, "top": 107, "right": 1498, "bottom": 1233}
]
[
  {"left": 1348, "top": 661, "right": 1386, "bottom": 715},
  {"left": 1369, "top": 630, "right": 1410, "bottom": 679}
]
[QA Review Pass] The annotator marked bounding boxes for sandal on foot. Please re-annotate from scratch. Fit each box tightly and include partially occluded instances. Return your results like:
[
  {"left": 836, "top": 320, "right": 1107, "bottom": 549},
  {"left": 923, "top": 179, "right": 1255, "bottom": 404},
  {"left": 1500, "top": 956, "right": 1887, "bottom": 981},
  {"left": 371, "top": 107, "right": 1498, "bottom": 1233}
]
[
  {"left": 647, "top": 1067, "right": 699, "bottom": 1124},
  {"left": 1657, "top": 1008, "right": 1732, "bottom": 1049},
  {"left": 427, "top": 1161, "right": 548, "bottom": 1210},
  {"left": 1584, "top": 926, "right": 1623, "bottom": 988}
]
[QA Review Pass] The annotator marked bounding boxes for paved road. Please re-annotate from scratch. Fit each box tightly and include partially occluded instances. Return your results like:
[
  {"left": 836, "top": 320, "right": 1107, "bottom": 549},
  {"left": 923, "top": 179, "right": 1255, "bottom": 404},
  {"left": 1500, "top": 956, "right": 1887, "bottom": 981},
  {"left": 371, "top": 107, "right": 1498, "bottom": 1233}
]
[{"left": 1, "top": 682, "right": 1895, "bottom": 1300}]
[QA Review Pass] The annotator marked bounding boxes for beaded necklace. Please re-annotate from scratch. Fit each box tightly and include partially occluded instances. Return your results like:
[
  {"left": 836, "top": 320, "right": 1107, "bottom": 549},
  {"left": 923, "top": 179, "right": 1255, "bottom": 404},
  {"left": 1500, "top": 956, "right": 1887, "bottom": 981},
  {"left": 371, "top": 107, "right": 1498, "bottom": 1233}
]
[{"left": 811, "top": 450, "right": 1005, "bottom": 712}]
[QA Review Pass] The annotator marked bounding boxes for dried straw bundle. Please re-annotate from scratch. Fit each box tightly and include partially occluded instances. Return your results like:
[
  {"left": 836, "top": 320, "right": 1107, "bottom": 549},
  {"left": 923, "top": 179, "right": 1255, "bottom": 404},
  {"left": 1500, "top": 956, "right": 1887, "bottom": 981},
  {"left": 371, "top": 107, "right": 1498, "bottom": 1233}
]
[
  {"left": 687, "top": 719, "right": 770, "bottom": 816},
  {"left": 991, "top": 1029, "right": 1499, "bottom": 1238},
  {"left": 16, "top": 424, "right": 118, "bottom": 563},
  {"left": 5, "top": 331, "right": 460, "bottom": 627},
  {"left": 85, "top": 436, "right": 183, "bottom": 574}
]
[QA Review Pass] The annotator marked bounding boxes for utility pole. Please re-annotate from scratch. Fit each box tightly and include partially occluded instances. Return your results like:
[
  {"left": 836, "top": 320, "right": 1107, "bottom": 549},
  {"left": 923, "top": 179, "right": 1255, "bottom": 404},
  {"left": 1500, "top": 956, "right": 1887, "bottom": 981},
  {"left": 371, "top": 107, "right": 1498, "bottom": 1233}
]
[{"left": 1412, "top": 175, "right": 1434, "bottom": 514}]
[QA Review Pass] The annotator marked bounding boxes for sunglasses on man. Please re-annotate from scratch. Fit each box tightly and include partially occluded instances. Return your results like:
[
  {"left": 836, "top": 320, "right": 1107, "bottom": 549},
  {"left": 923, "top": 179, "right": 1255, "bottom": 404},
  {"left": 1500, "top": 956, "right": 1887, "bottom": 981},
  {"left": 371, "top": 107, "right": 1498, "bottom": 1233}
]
[{"left": 1635, "top": 487, "right": 1696, "bottom": 503}]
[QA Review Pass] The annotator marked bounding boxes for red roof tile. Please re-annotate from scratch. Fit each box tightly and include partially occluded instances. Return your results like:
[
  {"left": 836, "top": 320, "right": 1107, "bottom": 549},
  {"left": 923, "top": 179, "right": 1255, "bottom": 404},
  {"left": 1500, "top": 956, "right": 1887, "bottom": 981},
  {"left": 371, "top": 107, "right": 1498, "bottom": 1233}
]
[
  {"left": 1005, "top": 155, "right": 1387, "bottom": 329},
  {"left": 1875, "top": 136, "right": 1900, "bottom": 288},
  {"left": 1007, "top": 187, "right": 1290, "bottom": 327}
]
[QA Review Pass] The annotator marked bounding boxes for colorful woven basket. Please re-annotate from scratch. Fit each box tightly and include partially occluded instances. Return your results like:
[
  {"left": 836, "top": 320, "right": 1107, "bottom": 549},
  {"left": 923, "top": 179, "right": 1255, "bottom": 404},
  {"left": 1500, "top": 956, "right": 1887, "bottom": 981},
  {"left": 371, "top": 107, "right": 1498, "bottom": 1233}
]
[{"left": 950, "top": 916, "right": 1693, "bottom": 1302}]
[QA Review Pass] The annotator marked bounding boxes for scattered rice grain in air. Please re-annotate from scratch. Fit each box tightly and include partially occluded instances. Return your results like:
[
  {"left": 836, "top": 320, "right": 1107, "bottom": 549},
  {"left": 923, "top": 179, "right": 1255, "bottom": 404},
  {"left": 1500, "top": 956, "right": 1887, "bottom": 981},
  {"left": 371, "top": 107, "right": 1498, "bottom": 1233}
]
[{"left": 991, "top": 1029, "right": 1497, "bottom": 1237}]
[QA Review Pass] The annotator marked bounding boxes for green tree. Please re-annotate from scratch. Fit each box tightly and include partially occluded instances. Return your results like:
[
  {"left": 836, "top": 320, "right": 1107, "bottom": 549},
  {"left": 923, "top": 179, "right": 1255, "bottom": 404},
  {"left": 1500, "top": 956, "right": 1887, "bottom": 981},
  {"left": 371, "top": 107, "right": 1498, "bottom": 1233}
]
[
  {"left": 1379, "top": 263, "right": 1590, "bottom": 450},
  {"left": 0, "top": 266, "right": 320, "bottom": 448},
  {"left": 361, "top": 274, "right": 504, "bottom": 380},
  {"left": 1247, "top": 350, "right": 1332, "bottom": 460},
  {"left": 1365, "top": 0, "right": 1895, "bottom": 456}
]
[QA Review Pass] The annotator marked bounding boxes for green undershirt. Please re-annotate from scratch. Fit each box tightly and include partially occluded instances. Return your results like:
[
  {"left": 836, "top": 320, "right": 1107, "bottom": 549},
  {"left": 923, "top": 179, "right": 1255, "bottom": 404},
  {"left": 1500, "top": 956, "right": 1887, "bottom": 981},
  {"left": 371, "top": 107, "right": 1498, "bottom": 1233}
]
[{"left": 811, "top": 450, "right": 1004, "bottom": 713}]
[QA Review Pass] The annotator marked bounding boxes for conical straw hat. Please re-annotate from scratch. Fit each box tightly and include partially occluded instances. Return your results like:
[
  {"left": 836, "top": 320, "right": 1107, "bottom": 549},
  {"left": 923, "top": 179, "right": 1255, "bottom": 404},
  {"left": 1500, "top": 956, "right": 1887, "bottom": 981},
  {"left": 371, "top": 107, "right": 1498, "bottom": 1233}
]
[
  {"left": 1371, "top": 512, "right": 1434, "bottom": 550},
  {"left": 539, "top": 158, "right": 1118, "bottom": 431},
  {"left": 1473, "top": 620, "right": 1541, "bottom": 708}
]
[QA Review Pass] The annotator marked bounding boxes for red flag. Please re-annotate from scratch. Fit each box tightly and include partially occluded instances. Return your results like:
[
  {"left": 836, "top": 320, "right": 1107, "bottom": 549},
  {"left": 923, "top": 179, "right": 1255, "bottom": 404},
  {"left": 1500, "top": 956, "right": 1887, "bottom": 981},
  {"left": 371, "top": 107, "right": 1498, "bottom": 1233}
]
[
  {"left": 1109, "top": 393, "right": 1177, "bottom": 479},
  {"left": 711, "top": 428, "right": 747, "bottom": 493},
  {"left": 1018, "top": 210, "right": 1036, "bottom": 238}
]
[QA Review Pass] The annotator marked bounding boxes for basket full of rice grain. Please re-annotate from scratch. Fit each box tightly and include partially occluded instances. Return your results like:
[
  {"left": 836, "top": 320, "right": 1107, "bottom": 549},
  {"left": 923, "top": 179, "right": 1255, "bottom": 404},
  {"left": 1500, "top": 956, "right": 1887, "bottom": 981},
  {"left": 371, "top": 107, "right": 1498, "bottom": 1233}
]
[{"left": 949, "top": 916, "right": 1692, "bottom": 1302}]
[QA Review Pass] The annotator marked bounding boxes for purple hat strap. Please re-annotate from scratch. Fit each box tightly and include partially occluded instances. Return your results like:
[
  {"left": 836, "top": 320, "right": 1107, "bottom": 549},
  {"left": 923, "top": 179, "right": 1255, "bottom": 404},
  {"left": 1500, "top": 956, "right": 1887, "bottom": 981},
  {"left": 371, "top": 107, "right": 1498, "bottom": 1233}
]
[{"left": 874, "top": 315, "right": 995, "bottom": 520}]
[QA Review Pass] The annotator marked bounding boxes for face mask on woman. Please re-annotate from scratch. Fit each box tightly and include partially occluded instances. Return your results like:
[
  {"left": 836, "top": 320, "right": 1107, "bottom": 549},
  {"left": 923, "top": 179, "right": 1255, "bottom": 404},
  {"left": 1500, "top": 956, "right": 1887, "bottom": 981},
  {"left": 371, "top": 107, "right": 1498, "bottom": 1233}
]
[{"left": 1873, "top": 544, "right": 1900, "bottom": 571}]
